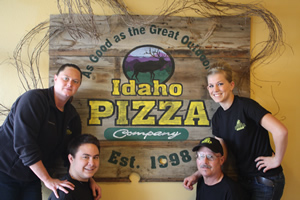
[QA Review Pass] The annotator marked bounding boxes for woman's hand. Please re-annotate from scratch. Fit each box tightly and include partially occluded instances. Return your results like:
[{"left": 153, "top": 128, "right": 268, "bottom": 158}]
[
  {"left": 44, "top": 178, "right": 75, "bottom": 199},
  {"left": 259, "top": 113, "right": 288, "bottom": 173},
  {"left": 29, "top": 161, "right": 75, "bottom": 198},
  {"left": 90, "top": 177, "right": 102, "bottom": 200},
  {"left": 255, "top": 154, "right": 281, "bottom": 173}
]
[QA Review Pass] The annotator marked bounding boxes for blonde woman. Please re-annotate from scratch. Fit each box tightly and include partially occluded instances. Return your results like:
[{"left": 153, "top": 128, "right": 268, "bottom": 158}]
[{"left": 184, "top": 62, "right": 288, "bottom": 200}]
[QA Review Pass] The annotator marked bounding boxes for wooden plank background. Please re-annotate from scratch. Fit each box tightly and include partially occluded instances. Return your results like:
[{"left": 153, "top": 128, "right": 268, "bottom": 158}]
[{"left": 49, "top": 15, "right": 250, "bottom": 182}]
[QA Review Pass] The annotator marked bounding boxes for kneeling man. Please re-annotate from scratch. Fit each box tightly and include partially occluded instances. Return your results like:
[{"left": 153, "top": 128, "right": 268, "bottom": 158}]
[
  {"left": 192, "top": 137, "right": 248, "bottom": 200},
  {"left": 49, "top": 134, "right": 100, "bottom": 200}
]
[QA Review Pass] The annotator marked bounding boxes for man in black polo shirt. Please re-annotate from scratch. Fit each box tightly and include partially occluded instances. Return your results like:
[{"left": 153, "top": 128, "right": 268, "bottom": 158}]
[
  {"left": 49, "top": 134, "right": 100, "bottom": 200},
  {"left": 192, "top": 137, "right": 248, "bottom": 200}
]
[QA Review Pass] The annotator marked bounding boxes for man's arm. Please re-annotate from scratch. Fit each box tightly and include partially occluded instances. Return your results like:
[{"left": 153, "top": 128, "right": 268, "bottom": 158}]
[{"left": 183, "top": 170, "right": 202, "bottom": 190}]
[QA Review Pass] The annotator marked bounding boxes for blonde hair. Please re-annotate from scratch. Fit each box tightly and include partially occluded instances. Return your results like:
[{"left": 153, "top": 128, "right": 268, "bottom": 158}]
[{"left": 207, "top": 61, "right": 233, "bottom": 83}]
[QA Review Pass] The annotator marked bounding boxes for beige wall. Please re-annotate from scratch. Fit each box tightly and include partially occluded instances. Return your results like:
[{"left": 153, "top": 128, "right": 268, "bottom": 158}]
[{"left": 0, "top": 0, "right": 299, "bottom": 199}]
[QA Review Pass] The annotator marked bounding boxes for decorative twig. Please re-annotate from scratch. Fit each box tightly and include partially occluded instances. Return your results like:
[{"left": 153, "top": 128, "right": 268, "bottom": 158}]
[{"left": 2, "top": 0, "right": 286, "bottom": 116}]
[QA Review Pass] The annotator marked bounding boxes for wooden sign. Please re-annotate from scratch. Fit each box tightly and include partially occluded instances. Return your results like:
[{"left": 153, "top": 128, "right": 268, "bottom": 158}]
[{"left": 49, "top": 15, "right": 250, "bottom": 182}]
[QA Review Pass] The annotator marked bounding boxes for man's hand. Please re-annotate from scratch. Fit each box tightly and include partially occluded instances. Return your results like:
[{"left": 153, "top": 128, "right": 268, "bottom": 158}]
[{"left": 183, "top": 174, "right": 198, "bottom": 190}]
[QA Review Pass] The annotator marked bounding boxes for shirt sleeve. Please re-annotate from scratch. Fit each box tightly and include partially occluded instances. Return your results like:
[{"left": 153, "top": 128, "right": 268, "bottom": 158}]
[
  {"left": 243, "top": 98, "right": 270, "bottom": 125},
  {"left": 13, "top": 90, "right": 48, "bottom": 166},
  {"left": 211, "top": 109, "right": 220, "bottom": 137}
]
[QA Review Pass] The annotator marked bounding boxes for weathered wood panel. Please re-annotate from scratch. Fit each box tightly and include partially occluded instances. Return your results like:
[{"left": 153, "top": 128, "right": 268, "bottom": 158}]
[
  {"left": 96, "top": 141, "right": 199, "bottom": 182},
  {"left": 49, "top": 14, "right": 250, "bottom": 182}
]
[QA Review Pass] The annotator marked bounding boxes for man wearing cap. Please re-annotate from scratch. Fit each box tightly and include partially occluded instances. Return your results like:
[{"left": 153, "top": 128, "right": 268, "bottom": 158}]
[{"left": 192, "top": 137, "right": 248, "bottom": 200}]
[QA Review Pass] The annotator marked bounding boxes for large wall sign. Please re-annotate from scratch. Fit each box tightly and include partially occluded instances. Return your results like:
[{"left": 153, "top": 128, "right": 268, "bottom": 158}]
[{"left": 49, "top": 15, "right": 250, "bottom": 182}]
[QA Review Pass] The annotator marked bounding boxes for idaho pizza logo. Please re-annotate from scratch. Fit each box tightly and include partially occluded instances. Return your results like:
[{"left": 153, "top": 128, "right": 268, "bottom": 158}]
[{"left": 123, "top": 45, "right": 175, "bottom": 85}]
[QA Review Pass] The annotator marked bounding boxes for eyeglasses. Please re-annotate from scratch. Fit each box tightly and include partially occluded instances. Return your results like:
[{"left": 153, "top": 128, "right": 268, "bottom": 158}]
[{"left": 196, "top": 153, "right": 221, "bottom": 161}]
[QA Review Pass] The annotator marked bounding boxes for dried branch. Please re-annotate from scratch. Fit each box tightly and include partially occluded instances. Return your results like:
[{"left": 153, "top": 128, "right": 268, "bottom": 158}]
[
  {"left": 53, "top": 0, "right": 286, "bottom": 96},
  {"left": 0, "top": 103, "right": 10, "bottom": 117},
  {"left": 10, "top": 0, "right": 287, "bottom": 90},
  {"left": 2, "top": 0, "right": 286, "bottom": 116},
  {"left": 56, "top": 0, "right": 285, "bottom": 67},
  {"left": 13, "top": 21, "right": 50, "bottom": 90}
]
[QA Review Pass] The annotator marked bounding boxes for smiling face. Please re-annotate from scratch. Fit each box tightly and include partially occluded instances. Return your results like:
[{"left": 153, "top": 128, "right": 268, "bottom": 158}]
[
  {"left": 68, "top": 143, "right": 100, "bottom": 182},
  {"left": 54, "top": 66, "right": 81, "bottom": 100},
  {"left": 196, "top": 147, "right": 224, "bottom": 179},
  {"left": 207, "top": 72, "right": 235, "bottom": 110}
]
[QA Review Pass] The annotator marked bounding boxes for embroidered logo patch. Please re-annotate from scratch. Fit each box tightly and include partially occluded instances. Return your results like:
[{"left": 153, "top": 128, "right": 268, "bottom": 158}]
[
  {"left": 235, "top": 120, "right": 246, "bottom": 131},
  {"left": 201, "top": 137, "right": 212, "bottom": 144},
  {"left": 66, "top": 129, "right": 72, "bottom": 135}
]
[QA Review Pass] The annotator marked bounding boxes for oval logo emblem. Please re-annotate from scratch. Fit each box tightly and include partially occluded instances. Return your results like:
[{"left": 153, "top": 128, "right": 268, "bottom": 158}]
[{"left": 123, "top": 45, "right": 175, "bottom": 85}]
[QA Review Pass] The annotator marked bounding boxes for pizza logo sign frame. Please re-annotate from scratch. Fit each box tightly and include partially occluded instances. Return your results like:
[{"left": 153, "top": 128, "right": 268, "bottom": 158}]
[{"left": 50, "top": 15, "right": 250, "bottom": 181}]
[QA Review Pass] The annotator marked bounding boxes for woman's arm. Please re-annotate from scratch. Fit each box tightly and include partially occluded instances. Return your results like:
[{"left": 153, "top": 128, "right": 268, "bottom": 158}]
[
  {"left": 89, "top": 177, "right": 102, "bottom": 200},
  {"left": 30, "top": 160, "right": 74, "bottom": 198},
  {"left": 215, "top": 136, "right": 228, "bottom": 161},
  {"left": 255, "top": 113, "right": 288, "bottom": 172}
]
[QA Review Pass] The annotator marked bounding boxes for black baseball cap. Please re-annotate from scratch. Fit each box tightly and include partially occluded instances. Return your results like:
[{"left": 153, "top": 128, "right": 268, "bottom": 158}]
[{"left": 192, "top": 137, "right": 223, "bottom": 156}]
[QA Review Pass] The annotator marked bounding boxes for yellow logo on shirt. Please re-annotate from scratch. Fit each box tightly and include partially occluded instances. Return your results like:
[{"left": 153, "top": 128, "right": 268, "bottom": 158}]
[
  {"left": 235, "top": 120, "right": 246, "bottom": 131},
  {"left": 66, "top": 129, "right": 72, "bottom": 135}
]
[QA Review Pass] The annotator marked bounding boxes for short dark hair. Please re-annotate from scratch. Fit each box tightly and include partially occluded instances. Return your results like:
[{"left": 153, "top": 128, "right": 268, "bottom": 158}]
[
  {"left": 56, "top": 63, "right": 82, "bottom": 83},
  {"left": 68, "top": 134, "right": 100, "bottom": 157}
]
